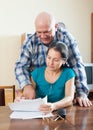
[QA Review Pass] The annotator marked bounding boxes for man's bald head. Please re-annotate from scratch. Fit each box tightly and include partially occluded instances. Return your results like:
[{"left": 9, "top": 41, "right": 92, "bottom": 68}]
[
  {"left": 35, "top": 12, "right": 56, "bottom": 29},
  {"left": 35, "top": 12, "right": 57, "bottom": 45}
]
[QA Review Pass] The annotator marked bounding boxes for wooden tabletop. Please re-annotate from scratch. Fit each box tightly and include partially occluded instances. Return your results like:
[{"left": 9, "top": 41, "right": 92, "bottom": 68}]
[{"left": 0, "top": 102, "right": 93, "bottom": 130}]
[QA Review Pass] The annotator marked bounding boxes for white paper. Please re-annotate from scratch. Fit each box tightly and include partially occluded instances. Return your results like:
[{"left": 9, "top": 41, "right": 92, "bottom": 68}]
[
  {"left": 10, "top": 111, "right": 53, "bottom": 119},
  {"left": 9, "top": 98, "right": 44, "bottom": 112},
  {"left": 9, "top": 96, "right": 54, "bottom": 119}
]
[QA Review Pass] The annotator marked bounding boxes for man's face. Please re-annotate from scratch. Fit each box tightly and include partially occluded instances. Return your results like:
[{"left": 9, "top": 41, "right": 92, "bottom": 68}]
[{"left": 36, "top": 24, "right": 56, "bottom": 45}]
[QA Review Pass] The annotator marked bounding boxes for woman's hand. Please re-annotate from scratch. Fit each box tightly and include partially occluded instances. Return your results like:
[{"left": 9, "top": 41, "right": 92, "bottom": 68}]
[{"left": 39, "top": 103, "right": 55, "bottom": 114}]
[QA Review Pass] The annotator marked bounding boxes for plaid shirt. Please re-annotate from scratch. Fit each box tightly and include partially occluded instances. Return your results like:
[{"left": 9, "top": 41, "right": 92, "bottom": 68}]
[{"left": 15, "top": 25, "right": 89, "bottom": 97}]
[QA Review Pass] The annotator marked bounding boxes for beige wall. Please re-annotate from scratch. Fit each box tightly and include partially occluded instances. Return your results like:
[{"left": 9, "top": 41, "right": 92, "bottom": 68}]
[
  {"left": 0, "top": 35, "right": 21, "bottom": 87},
  {"left": 0, "top": 0, "right": 93, "bottom": 87}
]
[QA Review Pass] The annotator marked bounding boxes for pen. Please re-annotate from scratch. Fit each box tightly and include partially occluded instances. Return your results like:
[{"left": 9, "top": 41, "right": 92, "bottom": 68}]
[
  {"left": 15, "top": 89, "right": 25, "bottom": 102},
  {"left": 42, "top": 113, "right": 45, "bottom": 120},
  {"left": 15, "top": 89, "right": 24, "bottom": 99},
  {"left": 15, "top": 89, "right": 21, "bottom": 97}
]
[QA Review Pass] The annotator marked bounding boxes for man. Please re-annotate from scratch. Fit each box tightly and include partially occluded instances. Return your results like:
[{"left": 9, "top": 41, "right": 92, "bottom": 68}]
[{"left": 15, "top": 11, "right": 92, "bottom": 107}]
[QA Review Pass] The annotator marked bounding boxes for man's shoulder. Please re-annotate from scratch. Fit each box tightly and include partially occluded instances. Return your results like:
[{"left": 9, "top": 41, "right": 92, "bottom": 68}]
[
  {"left": 23, "top": 33, "right": 40, "bottom": 46},
  {"left": 27, "top": 33, "right": 37, "bottom": 41},
  {"left": 56, "top": 23, "right": 76, "bottom": 44},
  {"left": 57, "top": 22, "right": 74, "bottom": 37}
]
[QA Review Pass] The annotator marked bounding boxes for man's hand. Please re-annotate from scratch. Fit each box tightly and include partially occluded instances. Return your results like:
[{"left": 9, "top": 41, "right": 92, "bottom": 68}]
[
  {"left": 74, "top": 96, "right": 92, "bottom": 107},
  {"left": 23, "top": 85, "right": 36, "bottom": 99}
]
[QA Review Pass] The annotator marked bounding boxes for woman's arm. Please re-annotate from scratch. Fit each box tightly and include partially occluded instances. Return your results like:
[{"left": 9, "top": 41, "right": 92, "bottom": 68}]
[
  {"left": 39, "top": 77, "right": 75, "bottom": 114},
  {"left": 52, "top": 77, "right": 75, "bottom": 110}
]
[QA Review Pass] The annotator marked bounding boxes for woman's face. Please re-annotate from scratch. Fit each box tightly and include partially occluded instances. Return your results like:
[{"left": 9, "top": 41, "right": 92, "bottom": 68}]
[{"left": 46, "top": 48, "right": 64, "bottom": 71}]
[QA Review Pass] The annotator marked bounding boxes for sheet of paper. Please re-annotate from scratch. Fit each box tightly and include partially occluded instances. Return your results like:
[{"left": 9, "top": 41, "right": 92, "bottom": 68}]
[
  {"left": 10, "top": 111, "right": 54, "bottom": 119},
  {"left": 9, "top": 96, "right": 54, "bottom": 119},
  {"left": 9, "top": 96, "right": 47, "bottom": 112}
]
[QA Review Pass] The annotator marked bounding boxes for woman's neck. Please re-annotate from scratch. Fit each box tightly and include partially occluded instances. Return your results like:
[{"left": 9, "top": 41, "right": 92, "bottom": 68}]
[
  {"left": 45, "top": 67, "right": 62, "bottom": 83},
  {"left": 46, "top": 67, "right": 61, "bottom": 75}
]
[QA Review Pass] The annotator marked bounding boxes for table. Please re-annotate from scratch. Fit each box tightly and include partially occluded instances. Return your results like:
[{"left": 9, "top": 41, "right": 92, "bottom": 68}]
[{"left": 0, "top": 102, "right": 93, "bottom": 130}]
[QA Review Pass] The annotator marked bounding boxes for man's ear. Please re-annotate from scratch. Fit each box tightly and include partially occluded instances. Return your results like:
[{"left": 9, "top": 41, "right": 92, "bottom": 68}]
[{"left": 55, "top": 23, "right": 58, "bottom": 30}]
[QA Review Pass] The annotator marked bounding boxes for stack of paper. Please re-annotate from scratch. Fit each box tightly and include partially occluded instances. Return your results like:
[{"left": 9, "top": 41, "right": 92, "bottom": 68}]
[{"left": 9, "top": 96, "right": 54, "bottom": 119}]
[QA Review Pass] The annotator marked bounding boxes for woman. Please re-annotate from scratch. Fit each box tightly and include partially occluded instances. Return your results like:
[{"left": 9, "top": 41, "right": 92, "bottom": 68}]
[{"left": 30, "top": 42, "right": 76, "bottom": 114}]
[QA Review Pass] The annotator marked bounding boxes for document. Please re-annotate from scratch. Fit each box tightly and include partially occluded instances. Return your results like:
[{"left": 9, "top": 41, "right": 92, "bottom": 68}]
[
  {"left": 10, "top": 111, "right": 53, "bottom": 119},
  {"left": 9, "top": 96, "right": 54, "bottom": 119}
]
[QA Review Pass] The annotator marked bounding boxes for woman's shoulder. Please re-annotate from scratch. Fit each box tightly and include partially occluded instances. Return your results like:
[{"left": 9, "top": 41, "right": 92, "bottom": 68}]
[
  {"left": 63, "top": 68, "right": 75, "bottom": 75},
  {"left": 31, "top": 66, "right": 46, "bottom": 77},
  {"left": 34, "top": 66, "right": 46, "bottom": 72}
]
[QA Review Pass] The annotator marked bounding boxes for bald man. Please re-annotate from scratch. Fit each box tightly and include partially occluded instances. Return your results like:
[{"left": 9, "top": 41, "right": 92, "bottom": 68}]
[{"left": 15, "top": 12, "right": 92, "bottom": 107}]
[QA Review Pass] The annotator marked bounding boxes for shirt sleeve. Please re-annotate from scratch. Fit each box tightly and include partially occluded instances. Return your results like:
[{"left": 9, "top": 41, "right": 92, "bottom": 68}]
[
  {"left": 65, "top": 68, "right": 76, "bottom": 82},
  {"left": 30, "top": 68, "right": 38, "bottom": 84},
  {"left": 57, "top": 25, "right": 89, "bottom": 97},
  {"left": 64, "top": 31, "right": 89, "bottom": 97}
]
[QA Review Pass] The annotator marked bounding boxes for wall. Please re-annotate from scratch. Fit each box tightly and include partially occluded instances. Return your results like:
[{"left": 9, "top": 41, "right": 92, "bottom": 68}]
[
  {"left": 0, "top": 35, "right": 21, "bottom": 86},
  {"left": 0, "top": 0, "right": 93, "bottom": 87}
]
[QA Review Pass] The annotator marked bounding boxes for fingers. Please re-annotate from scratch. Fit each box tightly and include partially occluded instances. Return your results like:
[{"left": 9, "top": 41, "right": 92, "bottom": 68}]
[
  {"left": 14, "top": 96, "right": 25, "bottom": 102},
  {"left": 22, "top": 93, "right": 35, "bottom": 99},
  {"left": 39, "top": 103, "right": 53, "bottom": 114},
  {"left": 73, "top": 98, "right": 77, "bottom": 104},
  {"left": 76, "top": 97, "right": 92, "bottom": 107},
  {"left": 22, "top": 89, "right": 36, "bottom": 99}
]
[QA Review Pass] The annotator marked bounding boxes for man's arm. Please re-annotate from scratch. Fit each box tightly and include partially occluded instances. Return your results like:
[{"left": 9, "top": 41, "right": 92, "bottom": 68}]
[
  {"left": 61, "top": 29, "right": 92, "bottom": 107},
  {"left": 68, "top": 40, "right": 89, "bottom": 97},
  {"left": 15, "top": 41, "right": 32, "bottom": 89},
  {"left": 15, "top": 33, "right": 36, "bottom": 88}
]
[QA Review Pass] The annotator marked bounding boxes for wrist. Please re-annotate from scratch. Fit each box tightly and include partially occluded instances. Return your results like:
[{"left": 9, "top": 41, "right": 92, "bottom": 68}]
[
  {"left": 23, "top": 84, "right": 35, "bottom": 91},
  {"left": 76, "top": 92, "right": 88, "bottom": 98},
  {"left": 51, "top": 103, "right": 56, "bottom": 111}
]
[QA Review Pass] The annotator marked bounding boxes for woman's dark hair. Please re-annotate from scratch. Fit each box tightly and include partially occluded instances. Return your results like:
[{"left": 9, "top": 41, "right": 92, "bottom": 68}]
[{"left": 47, "top": 42, "right": 69, "bottom": 68}]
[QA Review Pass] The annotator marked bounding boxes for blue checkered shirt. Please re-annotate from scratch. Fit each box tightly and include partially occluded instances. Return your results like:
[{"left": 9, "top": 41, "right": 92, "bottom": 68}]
[{"left": 15, "top": 25, "right": 89, "bottom": 97}]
